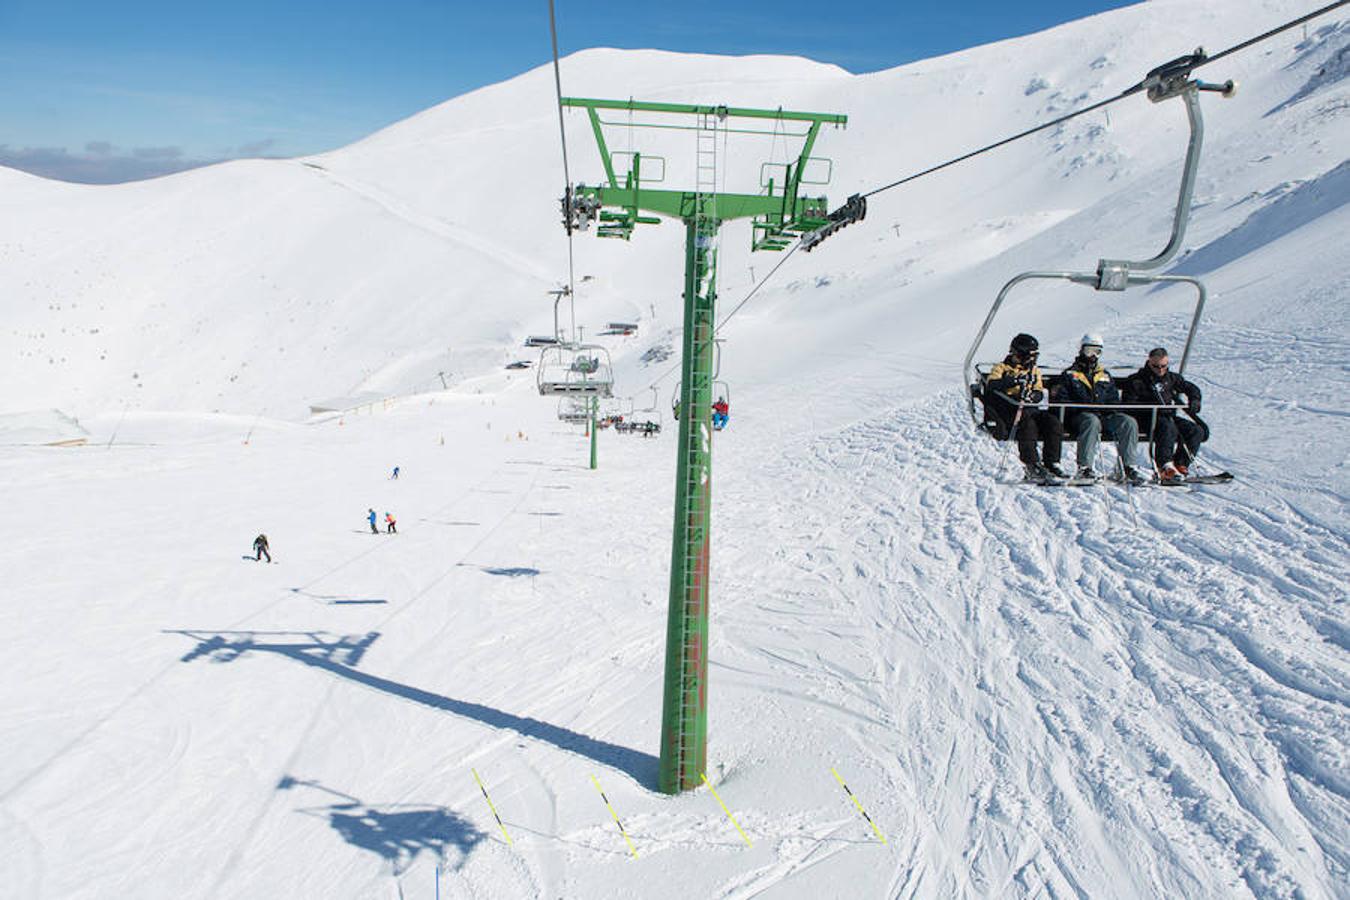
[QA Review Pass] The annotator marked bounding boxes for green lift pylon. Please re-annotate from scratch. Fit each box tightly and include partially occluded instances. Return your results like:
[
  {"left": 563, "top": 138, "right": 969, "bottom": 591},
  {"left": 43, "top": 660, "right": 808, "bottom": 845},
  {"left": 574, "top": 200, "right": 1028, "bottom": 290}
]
[{"left": 560, "top": 97, "right": 847, "bottom": 794}]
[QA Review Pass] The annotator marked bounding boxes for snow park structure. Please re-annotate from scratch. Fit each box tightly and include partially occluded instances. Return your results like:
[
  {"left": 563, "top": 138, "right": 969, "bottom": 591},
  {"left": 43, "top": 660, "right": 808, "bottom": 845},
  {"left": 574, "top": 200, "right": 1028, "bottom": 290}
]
[{"left": 558, "top": 97, "right": 848, "bottom": 794}]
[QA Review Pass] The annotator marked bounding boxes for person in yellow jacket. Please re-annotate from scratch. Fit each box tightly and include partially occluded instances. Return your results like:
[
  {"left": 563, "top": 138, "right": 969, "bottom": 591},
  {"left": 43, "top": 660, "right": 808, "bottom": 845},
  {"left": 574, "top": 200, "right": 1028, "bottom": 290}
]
[{"left": 984, "top": 333, "right": 1066, "bottom": 480}]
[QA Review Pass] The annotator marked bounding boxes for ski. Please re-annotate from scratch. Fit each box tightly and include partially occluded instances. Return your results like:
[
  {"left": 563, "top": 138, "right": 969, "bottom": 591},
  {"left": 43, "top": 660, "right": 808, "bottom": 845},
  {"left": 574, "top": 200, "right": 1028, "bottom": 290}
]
[
  {"left": 1014, "top": 475, "right": 1099, "bottom": 487},
  {"left": 1033, "top": 476, "right": 1102, "bottom": 487},
  {"left": 1156, "top": 471, "right": 1234, "bottom": 486}
]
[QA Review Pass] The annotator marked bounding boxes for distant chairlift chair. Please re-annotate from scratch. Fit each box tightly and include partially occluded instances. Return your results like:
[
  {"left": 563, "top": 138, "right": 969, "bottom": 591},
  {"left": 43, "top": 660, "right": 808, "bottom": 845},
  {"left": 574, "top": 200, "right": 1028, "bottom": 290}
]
[{"left": 537, "top": 343, "right": 614, "bottom": 398}]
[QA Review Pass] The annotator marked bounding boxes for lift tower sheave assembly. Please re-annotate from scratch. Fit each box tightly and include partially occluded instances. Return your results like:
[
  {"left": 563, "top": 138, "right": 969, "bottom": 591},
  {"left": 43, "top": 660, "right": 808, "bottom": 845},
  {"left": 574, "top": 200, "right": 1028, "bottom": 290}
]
[{"left": 560, "top": 97, "right": 847, "bottom": 794}]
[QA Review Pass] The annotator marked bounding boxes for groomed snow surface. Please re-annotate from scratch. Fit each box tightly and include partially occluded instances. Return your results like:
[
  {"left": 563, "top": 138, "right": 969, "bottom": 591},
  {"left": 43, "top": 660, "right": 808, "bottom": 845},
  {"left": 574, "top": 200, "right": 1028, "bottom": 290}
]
[{"left": 2, "top": 0, "right": 1348, "bottom": 897}]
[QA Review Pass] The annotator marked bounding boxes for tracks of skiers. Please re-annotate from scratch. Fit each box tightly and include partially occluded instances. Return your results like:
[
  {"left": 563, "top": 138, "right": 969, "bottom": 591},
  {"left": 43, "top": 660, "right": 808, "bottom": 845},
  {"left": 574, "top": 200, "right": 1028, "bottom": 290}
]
[
  {"left": 203, "top": 451, "right": 558, "bottom": 895},
  {"left": 711, "top": 391, "right": 1347, "bottom": 897}
]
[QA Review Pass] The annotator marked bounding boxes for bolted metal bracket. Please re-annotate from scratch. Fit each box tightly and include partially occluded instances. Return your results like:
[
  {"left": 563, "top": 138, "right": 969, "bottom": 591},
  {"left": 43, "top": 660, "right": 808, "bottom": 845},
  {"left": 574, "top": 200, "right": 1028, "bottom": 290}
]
[{"left": 1095, "top": 260, "right": 1131, "bottom": 291}]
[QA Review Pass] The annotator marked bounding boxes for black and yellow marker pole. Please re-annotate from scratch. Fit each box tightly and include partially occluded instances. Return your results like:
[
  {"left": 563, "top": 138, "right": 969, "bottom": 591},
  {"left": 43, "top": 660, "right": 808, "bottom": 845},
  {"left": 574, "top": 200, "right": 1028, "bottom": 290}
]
[
  {"left": 590, "top": 774, "right": 638, "bottom": 858},
  {"left": 831, "top": 767, "right": 887, "bottom": 845},
  {"left": 471, "top": 768, "right": 514, "bottom": 847},
  {"left": 701, "top": 772, "right": 753, "bottom": 847}
]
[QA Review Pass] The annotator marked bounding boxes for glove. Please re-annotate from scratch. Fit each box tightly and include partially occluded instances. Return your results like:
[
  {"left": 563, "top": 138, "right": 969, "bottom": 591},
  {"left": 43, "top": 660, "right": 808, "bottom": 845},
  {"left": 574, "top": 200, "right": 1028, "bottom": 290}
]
[
  {"left": 1028, "top": 389, "right": 1044, "bottom": 403},
  {"left": 1188, "top": 400, "right": 1201, "bottom": 415}
]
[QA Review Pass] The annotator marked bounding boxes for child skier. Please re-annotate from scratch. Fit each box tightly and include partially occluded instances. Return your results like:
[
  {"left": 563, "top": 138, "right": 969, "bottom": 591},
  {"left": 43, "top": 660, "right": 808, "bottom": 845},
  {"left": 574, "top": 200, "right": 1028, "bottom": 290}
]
[{"left": 385, "top": 512, "right": 397, "bottom": 534}]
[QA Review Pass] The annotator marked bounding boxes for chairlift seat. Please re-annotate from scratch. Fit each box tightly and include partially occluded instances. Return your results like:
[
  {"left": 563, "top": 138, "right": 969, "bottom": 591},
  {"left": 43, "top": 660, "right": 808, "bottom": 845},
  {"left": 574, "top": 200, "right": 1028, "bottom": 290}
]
[{"left": 972, "top": 363, "right": 1186, "bottom": 442}]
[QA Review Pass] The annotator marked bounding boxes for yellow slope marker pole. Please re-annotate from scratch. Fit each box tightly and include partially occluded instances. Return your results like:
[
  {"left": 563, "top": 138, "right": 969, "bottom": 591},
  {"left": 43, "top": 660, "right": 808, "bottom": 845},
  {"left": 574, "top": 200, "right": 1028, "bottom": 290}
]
[
  {"left": 471, "top": 768, "right": 515, "bottom": 847},
  {"left": 830, "top": 767, "right": 888, "bottom": 845},
  {"left": 701, "top": 772, "right": 753, "bottom": 847},
  {"left": 590, "top": 774, "right": 639, "bottom": 859}
]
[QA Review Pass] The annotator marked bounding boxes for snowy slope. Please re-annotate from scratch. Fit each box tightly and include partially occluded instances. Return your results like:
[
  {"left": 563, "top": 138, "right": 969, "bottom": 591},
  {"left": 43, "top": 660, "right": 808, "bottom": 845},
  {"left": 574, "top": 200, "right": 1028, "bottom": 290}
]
[{"left": 1, "top": 0, "right": 1347, "bottom": 898}]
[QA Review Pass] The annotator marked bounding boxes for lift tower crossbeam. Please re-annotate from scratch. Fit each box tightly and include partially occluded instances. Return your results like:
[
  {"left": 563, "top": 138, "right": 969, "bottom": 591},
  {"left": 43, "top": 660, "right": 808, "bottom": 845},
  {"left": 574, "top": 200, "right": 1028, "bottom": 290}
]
[{"left": 560, "top": 96, "right": 847, "bottom": 794}]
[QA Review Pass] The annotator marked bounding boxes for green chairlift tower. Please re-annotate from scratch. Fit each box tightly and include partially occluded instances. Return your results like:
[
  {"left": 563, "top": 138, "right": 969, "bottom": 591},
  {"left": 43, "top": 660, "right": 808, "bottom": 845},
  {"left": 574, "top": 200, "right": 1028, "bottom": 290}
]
[{"left": 560, "top": 98, "right": 847, "bottom": 794}]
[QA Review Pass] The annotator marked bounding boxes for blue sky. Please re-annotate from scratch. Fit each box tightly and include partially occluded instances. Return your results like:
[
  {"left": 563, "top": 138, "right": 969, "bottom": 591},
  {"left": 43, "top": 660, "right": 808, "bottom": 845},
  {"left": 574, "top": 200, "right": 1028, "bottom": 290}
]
[{"left": 0, "top": 0, "right": 1136, "bottom": 183}]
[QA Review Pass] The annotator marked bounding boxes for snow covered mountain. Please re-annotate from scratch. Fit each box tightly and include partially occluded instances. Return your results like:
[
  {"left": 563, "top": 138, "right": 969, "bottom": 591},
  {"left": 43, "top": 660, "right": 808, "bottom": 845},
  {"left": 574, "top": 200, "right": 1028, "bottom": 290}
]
[{"left": 1, "top": 0, "right": 1346, "bottom": 897}]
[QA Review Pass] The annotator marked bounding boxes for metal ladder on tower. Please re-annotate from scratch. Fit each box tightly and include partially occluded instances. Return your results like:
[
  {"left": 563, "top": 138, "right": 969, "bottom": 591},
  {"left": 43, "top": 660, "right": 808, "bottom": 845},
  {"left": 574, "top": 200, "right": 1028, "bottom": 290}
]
[{"left": 670, "top": 112, "right": 722, "bottom": 785}]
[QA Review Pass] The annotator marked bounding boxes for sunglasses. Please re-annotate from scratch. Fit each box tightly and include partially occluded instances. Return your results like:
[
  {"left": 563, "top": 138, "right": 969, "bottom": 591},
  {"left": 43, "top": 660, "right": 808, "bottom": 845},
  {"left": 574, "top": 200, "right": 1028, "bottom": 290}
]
[{"left": 1147, "top": 361, "right": 1169, "bottom": 371}]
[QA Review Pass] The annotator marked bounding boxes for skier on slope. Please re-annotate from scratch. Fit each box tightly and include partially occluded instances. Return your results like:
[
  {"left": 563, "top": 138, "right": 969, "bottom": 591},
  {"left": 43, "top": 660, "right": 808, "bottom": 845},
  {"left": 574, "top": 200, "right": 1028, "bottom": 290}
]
[
  {"left": 984, "top": 333, "right": 1066, "bottom": 480},
  {"left": 385, "top": 512, "right": 397, "bottom": 534},
  {"left": 1121, "top": 347, "right": 1206, "bottom": 484},
  {"left": 712, "top": 396, "right": 730, "bottom": 431},
  {"left": 367, "top": 508, "right": 379, "bottom": 534},
  {"left": 1052, "top": 334, "right": 1147, "bottom": 485},
  {"left": 391, "top": 465, "right": 400, "bottom": 480},
  {"left": 252, "top": 534, "right": 271, "bottom": 563}
]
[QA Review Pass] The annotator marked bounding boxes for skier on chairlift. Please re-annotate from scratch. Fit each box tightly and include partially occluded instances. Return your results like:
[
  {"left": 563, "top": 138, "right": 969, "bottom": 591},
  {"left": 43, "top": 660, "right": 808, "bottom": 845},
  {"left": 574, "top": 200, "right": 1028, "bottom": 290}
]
[
  {"left": 985, "top": 333, "right": 1066, "bottom": 481},
  {"left": 712, "top": 396, "right": 729, "bottom": 431},
  {"left": 1122, "top": 347, "right": 1207, "bottom": 484},
  {"left": 1053, "top": 334, "right": 1147, "bottom": 485}
]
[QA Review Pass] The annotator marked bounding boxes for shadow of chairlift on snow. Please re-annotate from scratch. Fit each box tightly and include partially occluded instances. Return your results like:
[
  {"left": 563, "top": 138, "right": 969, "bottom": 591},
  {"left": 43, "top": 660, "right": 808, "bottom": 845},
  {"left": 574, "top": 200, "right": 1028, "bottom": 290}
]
[
  {"left": 466, "top": 565, "right": 541, "bottom": 578},
  {"left": 277, "top": 775, "right": 485, "bottom": 875},
  {"left": 167, "top": 629, "right": 659, "bottom": 788}
]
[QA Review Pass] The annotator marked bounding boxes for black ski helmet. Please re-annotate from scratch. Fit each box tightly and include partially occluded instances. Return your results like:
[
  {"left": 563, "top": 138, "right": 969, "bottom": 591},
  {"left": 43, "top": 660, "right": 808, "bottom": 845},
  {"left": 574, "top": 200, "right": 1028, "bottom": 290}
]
[{"left": 1010, "top": 333, "right": 1039, "bottom": 356}]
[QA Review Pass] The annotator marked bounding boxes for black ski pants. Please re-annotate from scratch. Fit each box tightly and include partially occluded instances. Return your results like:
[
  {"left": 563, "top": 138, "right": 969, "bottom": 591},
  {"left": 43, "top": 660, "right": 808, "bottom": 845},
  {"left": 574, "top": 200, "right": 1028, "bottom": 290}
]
[
  {"left": 255, "top": 547, "right": 271, "bottom": 562},
  {"left": 1014, "top": 410, "right": 1063, "bottom": 466},
  {"left": 1148, "top": 416, "right": 1204, "bottom": 467}
]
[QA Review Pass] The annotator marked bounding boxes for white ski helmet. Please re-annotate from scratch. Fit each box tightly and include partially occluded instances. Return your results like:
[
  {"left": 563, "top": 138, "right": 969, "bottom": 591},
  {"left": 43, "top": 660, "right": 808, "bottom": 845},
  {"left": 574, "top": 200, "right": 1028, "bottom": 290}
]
[{"left": 1080, "top": 333, "right": 1104, "bottom": 354}]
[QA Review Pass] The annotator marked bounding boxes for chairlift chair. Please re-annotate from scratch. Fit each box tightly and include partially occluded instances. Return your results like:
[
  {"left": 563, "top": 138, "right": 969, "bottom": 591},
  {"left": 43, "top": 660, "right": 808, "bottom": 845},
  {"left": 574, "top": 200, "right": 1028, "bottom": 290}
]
[
  {"left": 671, "top": 380, "right": 731, "bottom": 420},
  {"left": 537, "top": 343, "right": 614, "bottom": 397},
  {"left": 964, "top": 52, "right": 1234, "bottom": 440}
]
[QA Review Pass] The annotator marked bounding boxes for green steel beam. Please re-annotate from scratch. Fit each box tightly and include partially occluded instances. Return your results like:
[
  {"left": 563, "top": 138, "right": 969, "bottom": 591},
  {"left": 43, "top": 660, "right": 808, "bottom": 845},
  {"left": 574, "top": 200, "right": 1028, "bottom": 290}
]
[
  {"left": 574, "top": 185, "right": 827, "bottom": 223},
  {"left": 562, "top": 96, "right": 847, "bottom": 126},
  {"left": 595, "top": 117, "right": 813, "bottom": 138},
  {"left": 586, "top": 108, "right": 620, "bottom": 189}
]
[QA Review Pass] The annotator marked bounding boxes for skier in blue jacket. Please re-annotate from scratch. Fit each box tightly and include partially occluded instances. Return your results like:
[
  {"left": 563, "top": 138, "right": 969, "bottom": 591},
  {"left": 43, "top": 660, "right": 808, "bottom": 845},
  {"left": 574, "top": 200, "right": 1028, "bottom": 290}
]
[{"left": 367, "top": 508, "right": 379, "bottom": 534}]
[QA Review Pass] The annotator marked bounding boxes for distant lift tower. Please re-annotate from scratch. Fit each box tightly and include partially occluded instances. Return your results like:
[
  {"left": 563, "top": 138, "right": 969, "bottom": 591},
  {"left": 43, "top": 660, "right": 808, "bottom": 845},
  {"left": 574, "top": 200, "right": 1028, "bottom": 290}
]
[{"left": 560, "top": 97, "right": 847, "bottom": 794}]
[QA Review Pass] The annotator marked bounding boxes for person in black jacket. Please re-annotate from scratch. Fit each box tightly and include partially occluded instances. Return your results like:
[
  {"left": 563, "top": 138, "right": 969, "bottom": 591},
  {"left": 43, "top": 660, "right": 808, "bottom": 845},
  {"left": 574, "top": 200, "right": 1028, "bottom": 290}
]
[
  {"left": 984, "top": 333, "right": 1065, "bottom": 479},
  {"left": 1121, "top": 347, "right": 1206, "bottom": 483},
  {"left": 252, "top": 534, "right": 271, "bottom": 563},
  {"left": 1052, "top": 334, "right": 1146, "bottom": 484}
]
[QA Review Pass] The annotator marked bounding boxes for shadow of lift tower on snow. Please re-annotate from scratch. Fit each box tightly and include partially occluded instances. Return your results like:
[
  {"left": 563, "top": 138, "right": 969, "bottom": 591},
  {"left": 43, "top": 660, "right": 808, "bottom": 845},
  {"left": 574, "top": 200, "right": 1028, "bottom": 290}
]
[{"left": 167, "top": 629, "right": 659, "bottom": 788}]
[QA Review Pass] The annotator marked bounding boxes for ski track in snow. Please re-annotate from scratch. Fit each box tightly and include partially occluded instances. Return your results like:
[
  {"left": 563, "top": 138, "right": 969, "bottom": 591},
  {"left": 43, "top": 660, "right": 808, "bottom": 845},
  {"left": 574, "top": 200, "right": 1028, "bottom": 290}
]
[{"left": 711, "top": 386, "right": 1348, "bottom": 899}]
